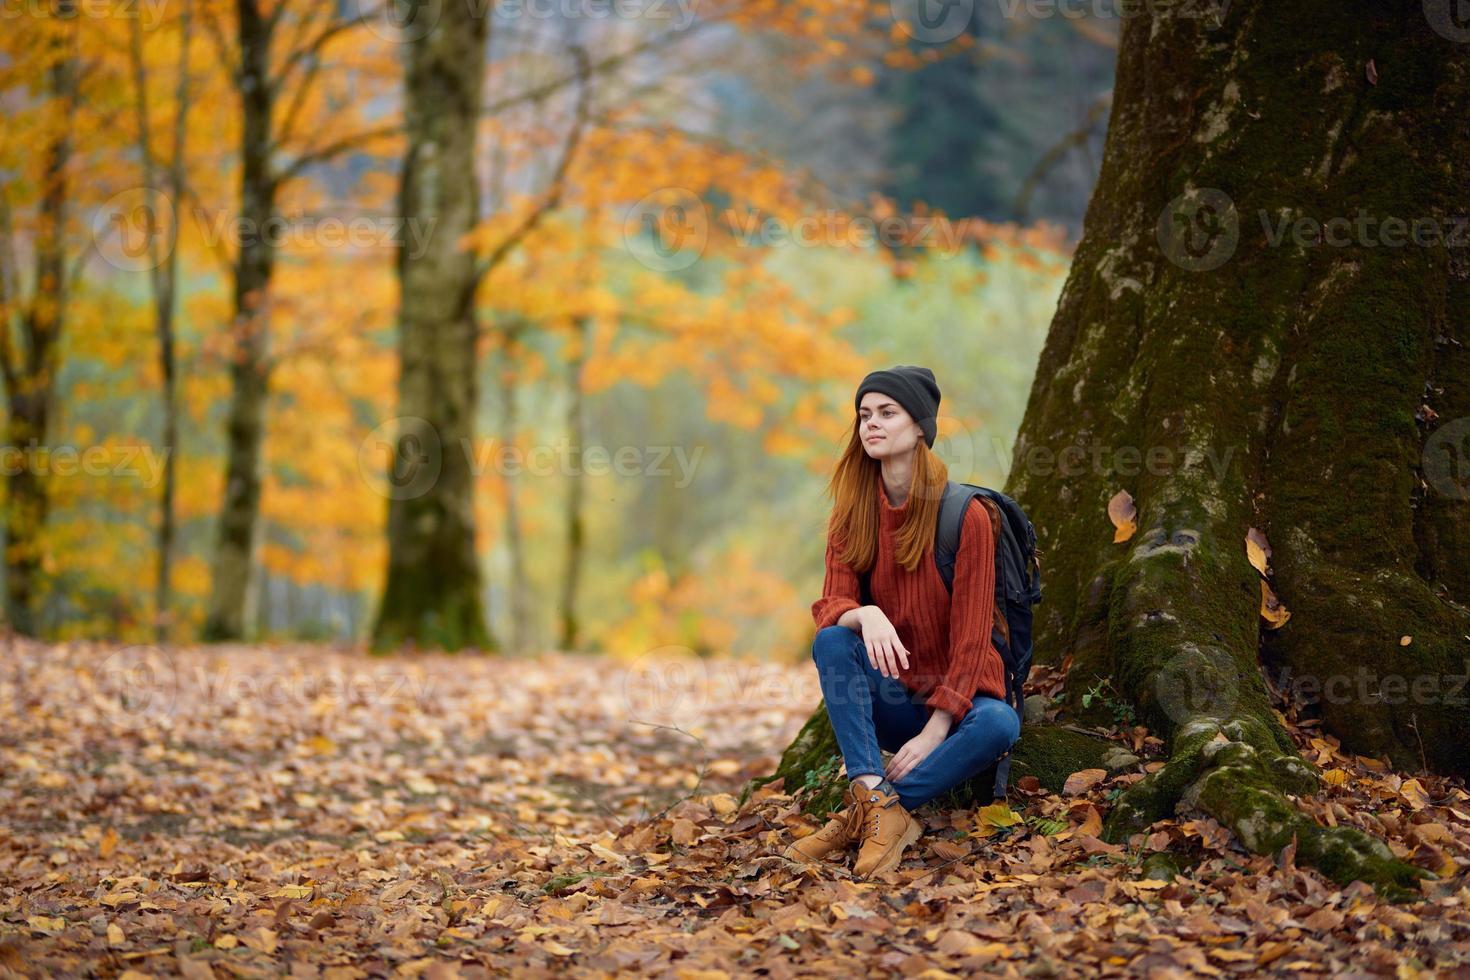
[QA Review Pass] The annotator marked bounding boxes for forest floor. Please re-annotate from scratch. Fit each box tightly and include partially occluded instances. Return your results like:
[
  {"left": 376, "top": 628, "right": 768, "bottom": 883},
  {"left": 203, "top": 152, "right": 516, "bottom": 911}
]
[{"left": 2, "top": 637, "right": 1469, "bottom": 978}]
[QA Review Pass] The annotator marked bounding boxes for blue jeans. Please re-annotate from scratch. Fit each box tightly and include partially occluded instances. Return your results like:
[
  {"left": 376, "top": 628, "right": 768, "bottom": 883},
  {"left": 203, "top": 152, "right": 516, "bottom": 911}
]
[{"left": 811, "top": 624, "right": 1021, "bottom": 811}]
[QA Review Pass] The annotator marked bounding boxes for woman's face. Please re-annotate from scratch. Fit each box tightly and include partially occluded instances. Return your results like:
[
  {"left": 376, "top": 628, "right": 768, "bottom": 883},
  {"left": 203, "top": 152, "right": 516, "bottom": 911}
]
[{"left": 858, "top": 392, "right": 922, "bottom": 459}]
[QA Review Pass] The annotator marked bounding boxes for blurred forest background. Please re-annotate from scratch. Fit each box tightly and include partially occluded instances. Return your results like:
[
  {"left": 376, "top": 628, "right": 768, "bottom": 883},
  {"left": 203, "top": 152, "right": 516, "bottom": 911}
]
[{"left": 0, "top": 0, "right": 1115, "bottom": 657}]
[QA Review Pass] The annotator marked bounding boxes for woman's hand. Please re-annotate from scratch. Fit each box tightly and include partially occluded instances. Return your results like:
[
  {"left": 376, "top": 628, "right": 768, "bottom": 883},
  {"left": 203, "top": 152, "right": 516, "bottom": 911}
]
[
  {"left": 886, "top": 728, "right": 945, "bottom": 783},
  {"left": 857, "top": 606, "right": 909, "bottom": 679}
]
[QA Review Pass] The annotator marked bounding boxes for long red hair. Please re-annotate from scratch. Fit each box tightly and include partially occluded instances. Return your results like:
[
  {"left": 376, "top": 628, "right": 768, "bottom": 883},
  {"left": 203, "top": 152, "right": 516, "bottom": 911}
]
[{"left": 821, "top": 417, "right": 949, "bottom": 575}]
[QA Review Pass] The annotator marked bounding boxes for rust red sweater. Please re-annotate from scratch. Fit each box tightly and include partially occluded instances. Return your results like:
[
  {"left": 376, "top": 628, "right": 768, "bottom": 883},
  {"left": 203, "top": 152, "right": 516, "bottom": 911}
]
[{"left": 811, "top": 471, "right": 1004, "bottom": 724}]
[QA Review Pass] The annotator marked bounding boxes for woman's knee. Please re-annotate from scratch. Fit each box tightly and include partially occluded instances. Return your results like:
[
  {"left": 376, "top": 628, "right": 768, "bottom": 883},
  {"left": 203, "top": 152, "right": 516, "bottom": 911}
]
[
  {"left": 961, "top": 698, "right": 1021, "bottom": 748},
  {"left": 811, "top": 625, "right": 859, "bottom": 664}
]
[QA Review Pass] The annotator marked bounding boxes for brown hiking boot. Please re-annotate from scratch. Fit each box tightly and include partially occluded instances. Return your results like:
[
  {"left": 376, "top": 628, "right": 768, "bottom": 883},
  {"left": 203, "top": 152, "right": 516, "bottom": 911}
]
[
  {"left": 782, "top": 785, "right": 865, "bottom": 864},
  {"left": 852, "top": 783, "right": 922, "bottom": 878}
]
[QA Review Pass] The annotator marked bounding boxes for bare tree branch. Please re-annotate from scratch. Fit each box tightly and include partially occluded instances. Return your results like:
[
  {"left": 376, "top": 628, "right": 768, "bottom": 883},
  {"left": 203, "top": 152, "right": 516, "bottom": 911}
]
[
  {"left": 277, "top": 123, "right": 401, "bottom": 183},
  {"left": 472, "top": 44, "right": 593, "bottom": 288},
  {"left": 481, "top": 19, "right": 716, "bottom": 118},
  {"left": 1013, "top": 92, "right": 1111, "bottom": 222}
]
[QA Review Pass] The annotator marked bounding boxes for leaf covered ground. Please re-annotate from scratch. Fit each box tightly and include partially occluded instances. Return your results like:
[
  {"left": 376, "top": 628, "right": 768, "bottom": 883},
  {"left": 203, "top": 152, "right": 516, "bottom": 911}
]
[{"left": 3, "top": 638, "right": 1470, "bottom": 977}]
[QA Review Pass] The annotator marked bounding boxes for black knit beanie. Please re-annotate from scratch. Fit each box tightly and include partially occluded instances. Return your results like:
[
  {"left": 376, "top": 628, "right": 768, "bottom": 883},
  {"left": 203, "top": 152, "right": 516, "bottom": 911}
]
[{"left": 854, "top": 365, "right": 941, "bottom": 448}]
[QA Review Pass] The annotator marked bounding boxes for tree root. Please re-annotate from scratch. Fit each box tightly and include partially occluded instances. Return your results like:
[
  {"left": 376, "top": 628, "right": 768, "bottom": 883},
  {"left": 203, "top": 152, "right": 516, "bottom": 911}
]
[{"left": 1104, "top": 715, "right": 1431, "bottom": 902}]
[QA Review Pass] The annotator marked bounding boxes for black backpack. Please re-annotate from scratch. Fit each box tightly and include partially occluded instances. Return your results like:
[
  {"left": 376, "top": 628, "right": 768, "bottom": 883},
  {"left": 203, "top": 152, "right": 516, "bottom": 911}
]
[{"left": 858, "top": 480, "right": 1043, "bottom": 801}]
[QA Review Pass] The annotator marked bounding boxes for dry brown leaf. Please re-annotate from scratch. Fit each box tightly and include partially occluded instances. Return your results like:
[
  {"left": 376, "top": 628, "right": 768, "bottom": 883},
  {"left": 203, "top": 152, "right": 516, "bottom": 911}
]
[
  {"left": 1261, "top": 580, "right": 1291, "bottom": 628},
  {"left": 1062, "top": 768, "right": 1107, "bottom": 796},
  {"left": 1107, "top": 489, "right": 1137, "bottom": 543},
  {"left": 1245, "top": 527, "right": 1272, "bottom": 576}
]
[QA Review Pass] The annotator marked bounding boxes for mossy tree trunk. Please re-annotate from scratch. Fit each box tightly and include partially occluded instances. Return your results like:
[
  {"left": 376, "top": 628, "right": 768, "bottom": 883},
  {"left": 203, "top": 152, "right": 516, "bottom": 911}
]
[
  {"left": 371, "top": 0, "right": 494, "bottom": 653},
  {"left": 772, "top": 2, "right": 1468, "bottom": 899}
]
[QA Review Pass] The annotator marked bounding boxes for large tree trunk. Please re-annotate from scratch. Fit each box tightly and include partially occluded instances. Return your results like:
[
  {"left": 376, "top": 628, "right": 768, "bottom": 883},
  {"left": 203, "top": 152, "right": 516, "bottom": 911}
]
[
  {"left": 1, "top": 0, "right": 79, "bottom": 636},
  {"left": 370, "top": 0, "right": 494, "bottom": 653},
  {"left": 771, "top": 1, "right": 1467, "bottom": 900},
  {"left": 202, "top": 0, "right": 276, "bottom": 641}
]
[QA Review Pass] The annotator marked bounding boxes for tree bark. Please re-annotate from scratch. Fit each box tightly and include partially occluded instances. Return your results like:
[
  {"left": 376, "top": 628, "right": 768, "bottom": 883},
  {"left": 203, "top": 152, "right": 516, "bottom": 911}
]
[
  {"left": 770, "top": 1, "right": 1467, "bottom": 900},
  {"left": 1, "top": 0, "right": 80, "bottom": 636},
  {"left": 558, "top": 317, "right": 589, "bottom": 653},
  {"left": 371, "top": 0, "right": 494, "bottom": 653},
  {"left": 202, "top": 0, "right": 277, "bottom": 642}
]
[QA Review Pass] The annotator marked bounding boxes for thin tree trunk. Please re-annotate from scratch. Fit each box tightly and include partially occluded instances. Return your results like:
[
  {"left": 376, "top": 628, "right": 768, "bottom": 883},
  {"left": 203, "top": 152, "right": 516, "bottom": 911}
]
[
  {"left": 1, "top": 0, "right": 79, "bottom": 636},
  {"left": 371, "top": 0, "right": 494, "bottom": 653},
  {"left": 202, "top": 0, "right": 276, "bottom": 642},
  {"left": 558, "top": 316, "right": 588, "bottom": 653},
  {"left": 498, "top": 321, "right": 533, "bottom": 655},
  {"left": 772, "top": 0, "right": 1467, "bottom": 899},
  {"left": 129, "top": 0, "right": 193, "bottom": 644}
]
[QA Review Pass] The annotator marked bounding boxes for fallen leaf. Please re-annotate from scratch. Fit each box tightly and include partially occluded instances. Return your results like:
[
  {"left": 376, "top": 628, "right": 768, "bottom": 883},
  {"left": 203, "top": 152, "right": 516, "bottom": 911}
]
[
  {"left": 1261, "top": 580, "right": 1291, "bottom": 629},
  {"left": 1108, "top": 490, "right": 1137, "bottom": 543},
  {"left": 974, "top": 802, "right": 1022, "bottom": 837},
  {"left": 1245, "top": 527, "right": 1271, "bottom": 575},
  {"left": 1063, "top": 768, "right": 1107, "bottom": 796}
]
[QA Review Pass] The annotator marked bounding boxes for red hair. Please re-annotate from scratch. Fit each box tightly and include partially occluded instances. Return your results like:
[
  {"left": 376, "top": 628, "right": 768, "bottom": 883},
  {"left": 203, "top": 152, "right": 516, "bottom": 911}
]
[{"left": 820, "top": 417, "right": 949, "bottom": 575}]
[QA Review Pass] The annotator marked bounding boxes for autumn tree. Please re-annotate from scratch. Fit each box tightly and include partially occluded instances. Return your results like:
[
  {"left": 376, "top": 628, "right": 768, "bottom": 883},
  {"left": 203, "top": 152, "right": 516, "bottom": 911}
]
[
  {"left": 125, "top": 0, "right": 197, "bottom": 641},
  {"left": 199, "top": 0, "right": 396, "bottom": 641},
  {"left": 369, "top": 0, "right": 501, "bottom": 652},
  {"left": 772, "top": 0, "right": 1469, "bottom": 898},
  {"left": 1, "top": 0, "right": 84, "bottom": 635}
]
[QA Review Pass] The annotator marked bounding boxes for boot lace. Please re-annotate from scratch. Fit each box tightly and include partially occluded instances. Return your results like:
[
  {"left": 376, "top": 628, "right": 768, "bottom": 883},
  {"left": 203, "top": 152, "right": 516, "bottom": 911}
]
[{"left": 863, "top": 794, "right": 890, "bottom": 842}]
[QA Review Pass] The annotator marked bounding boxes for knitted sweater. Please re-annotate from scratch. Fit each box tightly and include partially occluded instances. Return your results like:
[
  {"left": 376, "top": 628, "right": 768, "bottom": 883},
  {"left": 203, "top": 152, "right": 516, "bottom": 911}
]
[{"left": 811, "top": 471, "right": 1004, "bottom": 724}]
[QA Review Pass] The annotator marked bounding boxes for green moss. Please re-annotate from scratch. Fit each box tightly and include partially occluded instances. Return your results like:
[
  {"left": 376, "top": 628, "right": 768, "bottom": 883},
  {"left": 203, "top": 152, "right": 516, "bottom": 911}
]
[
  {"left": 1139, "top": 851, "right": 1184, "bottom": 882},
  {"left": 1007, "top": 725, "right": 1114, "bottom": 794}
]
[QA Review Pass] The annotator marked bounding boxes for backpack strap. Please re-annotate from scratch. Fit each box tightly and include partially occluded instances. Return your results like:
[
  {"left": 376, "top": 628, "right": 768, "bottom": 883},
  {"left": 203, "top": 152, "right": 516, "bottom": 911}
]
[{"left": 931, "top": 481, "right": 972, "bottom": 589}]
